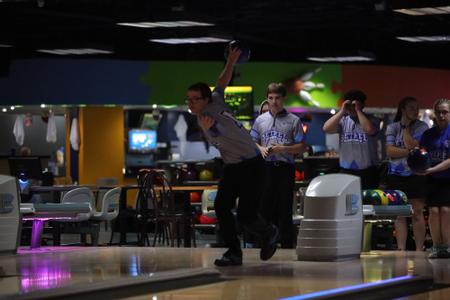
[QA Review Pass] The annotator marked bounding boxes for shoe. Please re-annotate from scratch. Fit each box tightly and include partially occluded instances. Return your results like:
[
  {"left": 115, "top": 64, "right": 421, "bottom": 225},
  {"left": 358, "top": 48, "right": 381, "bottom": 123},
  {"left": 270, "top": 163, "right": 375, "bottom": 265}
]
[
  {"left": 437, "top": 245, "right": 450, "bottom": 259},
  {"left": 428, "top": 246, "right": 439, "bottom": 259},
  {"left": 260, "top": 224, "right": 279, "bottom": 261},
  {"left": 214, "top": 252, "right": 243, "bottom": 266}
]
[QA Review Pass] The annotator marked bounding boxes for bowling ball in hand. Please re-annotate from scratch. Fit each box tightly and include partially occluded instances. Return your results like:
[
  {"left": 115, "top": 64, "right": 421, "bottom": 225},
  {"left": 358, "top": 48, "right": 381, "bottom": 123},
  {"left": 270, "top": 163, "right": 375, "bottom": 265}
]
[
  {"left": 407, "top": 147, "right": 431, "bottom": 173},
  {"left": 224, "top": 40, "right": 251, "bottom": 64}
]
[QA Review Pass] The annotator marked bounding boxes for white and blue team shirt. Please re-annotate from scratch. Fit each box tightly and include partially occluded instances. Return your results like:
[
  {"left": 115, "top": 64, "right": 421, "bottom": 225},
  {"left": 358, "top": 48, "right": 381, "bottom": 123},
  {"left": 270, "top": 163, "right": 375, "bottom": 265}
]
[
  {"left": 420, "top": 124, "right": 450, "bottom": 179},
  {"left": 199, "top": 86, "right": 260, "bottom": 164},
  {"left": 386, "top": 120, "right": 429, "bottom": 176},
  {"left": 338, "top": 115, "right": 379, "bottom": 170},
  {"left": 250, "top": 109, "right": 305, "bottom": 164}
]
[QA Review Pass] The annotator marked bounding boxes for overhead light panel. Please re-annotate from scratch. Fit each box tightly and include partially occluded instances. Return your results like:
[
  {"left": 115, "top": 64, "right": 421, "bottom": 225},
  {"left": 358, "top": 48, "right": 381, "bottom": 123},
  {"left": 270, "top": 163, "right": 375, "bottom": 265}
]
[
  {"left": 0, "top": 44, "right": 12, "bottom": 48},
  {"left": 36, "top": 48, "right": 113, "bottom": 55},
  {"left": 307, "top": 56, "right": 375, "bottom": 62},
  {"left": 149, "top": 37, "right": 229, "bottom": 44},
  {"left": 394, "top": 6, "right": 450, "bottom": 15},
  {"left": 117, "top": 21, "right": 214, "bottom": 28},
  {"left": 397, "top": 35, "right": 450, "bottom": 42}
]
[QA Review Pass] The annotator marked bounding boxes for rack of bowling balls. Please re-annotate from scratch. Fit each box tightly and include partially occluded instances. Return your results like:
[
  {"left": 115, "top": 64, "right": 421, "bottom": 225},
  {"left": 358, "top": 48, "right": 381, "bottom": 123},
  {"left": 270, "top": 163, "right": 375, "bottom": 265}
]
[
  {"left": 157, "top": 162, "right": 219, "bottom": 185},
  {"left": 362, "top": 189, "right": 408, "bottom": 206}
]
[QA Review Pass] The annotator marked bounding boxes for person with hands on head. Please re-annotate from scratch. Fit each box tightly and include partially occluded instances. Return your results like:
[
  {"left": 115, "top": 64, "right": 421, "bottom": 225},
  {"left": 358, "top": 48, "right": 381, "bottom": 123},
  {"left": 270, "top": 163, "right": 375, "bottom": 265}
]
[
  {"left": 385, "top": 97, "right": 428, "bottom": 251},
  {"left": 251, "top": 82, "right": 306, "bottom": 248},
  {"left": 416, "top": 98, "right": 450, "bottom": 258},
  {"left": 186, "top": 47, "right": 279, "bottom": 266},
  {"left": 322, "top": 89, "right": 379, "bottom": 189}
]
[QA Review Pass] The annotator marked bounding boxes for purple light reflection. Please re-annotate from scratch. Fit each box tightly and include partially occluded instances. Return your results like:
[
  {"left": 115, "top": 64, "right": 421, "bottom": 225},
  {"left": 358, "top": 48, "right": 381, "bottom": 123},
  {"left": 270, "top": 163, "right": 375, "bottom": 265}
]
[
  {"left": 19, "top": 256, "right": 72, "bottom": 292},
  {"left": 21, "top": 217, "right": 74, "bottom": 221}
]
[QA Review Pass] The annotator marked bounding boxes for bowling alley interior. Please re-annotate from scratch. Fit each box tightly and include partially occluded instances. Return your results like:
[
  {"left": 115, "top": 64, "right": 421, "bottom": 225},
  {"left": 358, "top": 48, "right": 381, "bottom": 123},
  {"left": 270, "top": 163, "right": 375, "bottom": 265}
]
[{"left": 2, "top": 1, "right": 450, "bottom": 300}]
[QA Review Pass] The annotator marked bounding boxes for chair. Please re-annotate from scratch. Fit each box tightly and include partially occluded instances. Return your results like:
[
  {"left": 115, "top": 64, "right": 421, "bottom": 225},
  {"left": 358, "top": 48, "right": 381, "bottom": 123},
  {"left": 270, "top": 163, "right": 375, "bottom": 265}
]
[
  {"left": 52, "top": 187, "right": 98, "bottom": 246},
  {"left": 95, "top": 177, "right": 119, "bottom": 211},
  {"left": 136, "top": 169, "right": 196, "bottom": 247},
  {"left": 91, "top": 187, "right": 121, "bottom": 245},
  {"left": 92, "top": 187, "right": 121, "bottom": 221}
]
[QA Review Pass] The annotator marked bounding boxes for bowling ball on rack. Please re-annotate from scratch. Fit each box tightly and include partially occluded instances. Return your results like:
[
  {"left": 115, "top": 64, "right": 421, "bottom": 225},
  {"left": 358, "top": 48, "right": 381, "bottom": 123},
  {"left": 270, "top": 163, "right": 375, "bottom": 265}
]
[
  {"left": 199, "top": 169, "right": 214, "bottom": 181},
  {"left": 363, "top": 189, "right": 382, "bottom": 205},
  {"left": 362, "top": 189, "right": 372, "bottom": 204},
  {"left": 407, "top": 147, "right": 431, "bottom": 173},
  {"left": 199, "top": 214, "right": 217, "bottom": 224},
  {"left": 224, "top": 40, "right": 251, "bottom": 64},
  {"left": 373, "top": 189, "right": 389, "bottom": 206},
  {"left": 394, "top": 190, "right": 408, "bottom": 205},
  {"left": 384, "top": 190, "right": 401, "bottom": 205},
  {"left": 183, "top": 167, "right": 198, "bottom": 181},
  {"left": 190, "top": 191, "right": 202, "bottom": 203}
]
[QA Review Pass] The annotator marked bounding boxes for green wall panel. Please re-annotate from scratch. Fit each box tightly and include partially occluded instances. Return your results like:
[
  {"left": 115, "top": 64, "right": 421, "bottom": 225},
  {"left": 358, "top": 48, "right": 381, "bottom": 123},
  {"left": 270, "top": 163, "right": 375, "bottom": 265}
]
[{"left": 142, "top": 61, "right": 342, "bottom": 108}]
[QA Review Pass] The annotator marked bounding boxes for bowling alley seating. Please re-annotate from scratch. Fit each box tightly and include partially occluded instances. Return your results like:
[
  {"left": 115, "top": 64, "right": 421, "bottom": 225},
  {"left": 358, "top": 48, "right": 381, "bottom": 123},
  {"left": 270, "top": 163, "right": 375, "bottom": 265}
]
[{"left": 20, "top": 187, "right": 96, "bottom": 248}]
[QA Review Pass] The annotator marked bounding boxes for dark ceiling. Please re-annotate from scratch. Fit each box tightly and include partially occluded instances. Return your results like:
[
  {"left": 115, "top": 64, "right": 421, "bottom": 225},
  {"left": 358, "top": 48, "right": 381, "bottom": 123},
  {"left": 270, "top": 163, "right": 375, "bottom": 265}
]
[{"left": 1, "top": 0, "right": 450, "bottom": 69}]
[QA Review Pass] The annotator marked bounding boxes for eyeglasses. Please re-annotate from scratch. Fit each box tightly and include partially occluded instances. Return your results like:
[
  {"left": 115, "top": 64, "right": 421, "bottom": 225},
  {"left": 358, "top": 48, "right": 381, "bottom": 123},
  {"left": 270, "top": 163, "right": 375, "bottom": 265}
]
[
  {"left": 185, "top": 97, "right": 204, "bottom": 103},
  {"left": 435, "top": 110, "right": 450, "bottom": 115}
]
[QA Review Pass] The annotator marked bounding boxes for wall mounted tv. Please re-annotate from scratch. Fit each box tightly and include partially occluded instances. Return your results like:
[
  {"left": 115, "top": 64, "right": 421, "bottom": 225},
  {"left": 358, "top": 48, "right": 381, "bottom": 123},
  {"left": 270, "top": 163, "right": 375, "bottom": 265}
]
[
  {"left": 210, "top": 86, "right": 254, "bottom": 121},
  {"left": 128, "top": 129, "right": 157, "bottom": 154}
]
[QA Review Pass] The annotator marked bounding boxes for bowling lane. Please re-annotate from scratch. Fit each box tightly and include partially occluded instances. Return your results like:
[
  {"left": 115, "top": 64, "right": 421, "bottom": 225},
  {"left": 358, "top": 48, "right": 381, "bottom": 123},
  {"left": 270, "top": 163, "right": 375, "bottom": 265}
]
[{"left": 1, "top": 248, "right": 450, "bottom": 300}]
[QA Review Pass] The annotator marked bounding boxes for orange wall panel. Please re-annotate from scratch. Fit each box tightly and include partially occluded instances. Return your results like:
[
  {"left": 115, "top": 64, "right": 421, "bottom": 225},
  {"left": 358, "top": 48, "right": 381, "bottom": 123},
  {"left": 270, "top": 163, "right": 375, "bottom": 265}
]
[
  {"left": 341, "top": 65, "right": 450, "bottom": 108},
  {"left": 78, "top": 107, "right": 124, "bottom": 185}
]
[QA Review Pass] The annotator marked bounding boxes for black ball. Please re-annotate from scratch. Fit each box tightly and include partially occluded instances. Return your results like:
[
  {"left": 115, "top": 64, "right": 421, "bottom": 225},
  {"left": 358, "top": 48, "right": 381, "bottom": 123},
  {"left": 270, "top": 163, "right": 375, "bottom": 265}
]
[
  {"left": 224, "top": 40, "right": 250, "bottom": 64},
  {"left": 407, "top": 147, "right": 431, "bottom": 172}
]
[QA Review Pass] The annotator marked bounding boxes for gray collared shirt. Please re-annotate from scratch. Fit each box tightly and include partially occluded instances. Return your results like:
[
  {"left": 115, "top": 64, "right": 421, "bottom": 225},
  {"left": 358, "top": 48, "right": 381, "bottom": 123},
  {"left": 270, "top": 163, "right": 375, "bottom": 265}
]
[
  {"left": 199, "top": 86, "right": 260, "bottom": 164},
  {"left": 251, "top": 109, "right": 305, "bottom": 164}
]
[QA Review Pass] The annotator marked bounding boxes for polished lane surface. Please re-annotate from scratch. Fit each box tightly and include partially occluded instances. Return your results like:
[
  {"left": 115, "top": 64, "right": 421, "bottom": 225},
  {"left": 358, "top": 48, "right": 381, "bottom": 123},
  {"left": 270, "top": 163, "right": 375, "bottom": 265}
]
[{"left": 1, "top": 247, "right": 450, "bottom": 299}]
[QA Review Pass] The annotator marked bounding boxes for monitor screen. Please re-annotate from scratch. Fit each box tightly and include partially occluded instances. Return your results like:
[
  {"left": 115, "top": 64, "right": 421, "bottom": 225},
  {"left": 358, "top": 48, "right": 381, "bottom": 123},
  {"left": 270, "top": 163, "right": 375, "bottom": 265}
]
[
  {"left": 210, "top": 86, "right": 254, "bottom": 121},
  {"left": 128, "top": 129, "right": 157, "bottom": 153},
  {"left": 8, "top": 157, "right": 43, "bottom": 181}
]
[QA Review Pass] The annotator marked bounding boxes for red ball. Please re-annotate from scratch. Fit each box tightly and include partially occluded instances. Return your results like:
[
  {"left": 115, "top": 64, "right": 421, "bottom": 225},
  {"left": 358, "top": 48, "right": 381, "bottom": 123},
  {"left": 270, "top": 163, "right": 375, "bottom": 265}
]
[
  {"left": 190, "top": 191, "right": 201, "bottom": 203},
  {"left": 199, "top": 214, "right": 217, "bottom": 224}
]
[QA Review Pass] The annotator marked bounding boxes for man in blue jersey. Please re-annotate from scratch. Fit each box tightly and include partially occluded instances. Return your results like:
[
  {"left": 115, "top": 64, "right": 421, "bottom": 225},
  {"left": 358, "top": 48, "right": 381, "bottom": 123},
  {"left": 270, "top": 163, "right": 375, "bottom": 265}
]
[
  {"left": 186, "top": 48, "right": 279, "bottom": 266},
  {"left": 323, "top": 89, "right": 380, "bottom": 189},
  {"left": 251, "top": 83, "right": 306, "bottom": 248}
]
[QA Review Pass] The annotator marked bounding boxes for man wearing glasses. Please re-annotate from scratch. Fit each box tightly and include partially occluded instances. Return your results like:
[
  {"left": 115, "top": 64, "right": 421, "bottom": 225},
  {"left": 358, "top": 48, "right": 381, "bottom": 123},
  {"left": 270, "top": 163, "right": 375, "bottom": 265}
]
[{"left": 186, "top": 47, "right": 279, "bottom": 266}]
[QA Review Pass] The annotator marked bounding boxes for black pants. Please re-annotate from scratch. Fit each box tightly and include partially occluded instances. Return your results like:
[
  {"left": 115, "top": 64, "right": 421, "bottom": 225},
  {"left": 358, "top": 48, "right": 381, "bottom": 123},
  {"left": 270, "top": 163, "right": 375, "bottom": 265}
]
[
  {"left": 261, "top": 162, "right": 295, "bottom": 248},
  {"left": 340, "top": 166, "right": 379, "bottom": 190},
  {"left": 214, "top": 155, "right": 270, "bottom": 256}
]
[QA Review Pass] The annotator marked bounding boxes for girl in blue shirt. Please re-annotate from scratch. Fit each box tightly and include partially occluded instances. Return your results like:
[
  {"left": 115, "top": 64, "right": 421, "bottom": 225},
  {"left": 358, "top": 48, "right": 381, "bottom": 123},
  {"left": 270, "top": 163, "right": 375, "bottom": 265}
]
[
  {"left": 419, "top": 98, "right": 450, "bottom": 258},
  {"left": 385, "top": 97, "right": 428, "bottom": 251}
]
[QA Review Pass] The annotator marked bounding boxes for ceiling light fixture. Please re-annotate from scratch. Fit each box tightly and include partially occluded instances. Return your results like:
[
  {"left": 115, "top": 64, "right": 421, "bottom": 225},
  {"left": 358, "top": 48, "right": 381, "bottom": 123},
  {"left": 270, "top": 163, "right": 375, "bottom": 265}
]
[
  {"left": 117, "top": 21, "right": 214, "bottom": 28},
  {"left": 307, "top": 56, "right": 375, "bottom": 62},
  {"left": 397, "top": 35, "right": 450, "bottom": 42},
  {"left": 394, "top": 6, "right": 450, "bottom": 16},
  {"left": 149, "top": 37, "right": 229, "bottom": 44},
  {"left": 36, "top": 48, "right": 113, "bottom": 55}
]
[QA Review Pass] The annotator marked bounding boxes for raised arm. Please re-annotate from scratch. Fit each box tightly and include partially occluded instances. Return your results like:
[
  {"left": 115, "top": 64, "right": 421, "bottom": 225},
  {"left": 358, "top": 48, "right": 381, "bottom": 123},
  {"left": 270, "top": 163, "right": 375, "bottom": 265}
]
[
  {"left": 323, "top": 100, "right": 350, "bottom": 133},
  {"left": 353, "top": 101, "right": 377, "bottom": 135},
  {"left": 217, "top": 47, "right": 241, "bottom": 90}
]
